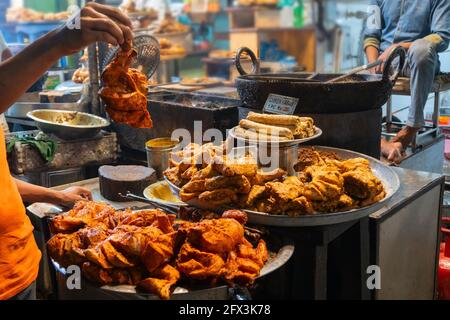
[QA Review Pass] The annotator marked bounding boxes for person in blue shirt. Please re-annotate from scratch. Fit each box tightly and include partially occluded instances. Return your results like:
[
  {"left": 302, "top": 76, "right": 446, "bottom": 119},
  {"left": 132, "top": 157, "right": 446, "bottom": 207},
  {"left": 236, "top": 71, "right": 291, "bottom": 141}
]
[{"left": 364, "top": 0, "right": 450, "bottom": 163}]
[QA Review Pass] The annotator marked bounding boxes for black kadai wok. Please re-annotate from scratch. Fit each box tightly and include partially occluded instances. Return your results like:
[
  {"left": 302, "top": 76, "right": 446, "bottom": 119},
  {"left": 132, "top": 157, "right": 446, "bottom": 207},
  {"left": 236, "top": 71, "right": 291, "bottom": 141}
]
[{"left": 234, "top": 46, "right": 406, "bottom": 113}]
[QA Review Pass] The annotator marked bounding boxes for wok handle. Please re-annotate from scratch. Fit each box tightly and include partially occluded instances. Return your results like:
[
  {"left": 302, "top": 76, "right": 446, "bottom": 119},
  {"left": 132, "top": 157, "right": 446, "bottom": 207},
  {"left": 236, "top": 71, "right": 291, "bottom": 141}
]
[
  {"left": 235, "top": 47, "right": 259, "bottom": 76},
  {"left": 382, "top": 45, "right": 406, "bottom": 83}
]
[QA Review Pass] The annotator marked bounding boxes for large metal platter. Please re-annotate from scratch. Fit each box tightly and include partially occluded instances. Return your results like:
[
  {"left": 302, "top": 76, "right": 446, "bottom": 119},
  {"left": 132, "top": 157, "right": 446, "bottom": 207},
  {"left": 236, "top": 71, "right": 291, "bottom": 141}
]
[
  {"left": 228, "top": 126, "right": 323, "bottom": 148},
  {"left": 163, "top": 146, "right": 400, "bottom": 227},
  {"left": 244, "top": 146, "right": 400, "bottom": 227},
  {"left": 51, "top": 230, "right": 294, "bottom": 300}
]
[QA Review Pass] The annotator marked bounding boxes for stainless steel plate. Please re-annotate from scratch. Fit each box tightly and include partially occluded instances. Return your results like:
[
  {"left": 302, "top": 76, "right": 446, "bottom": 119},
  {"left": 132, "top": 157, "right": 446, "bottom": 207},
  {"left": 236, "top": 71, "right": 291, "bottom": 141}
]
[
  {"left": 164, "top": 146, "right": 400, "bottom": 227},
  {"left": 228, "top": 126, "right": 323, "bottom": 148},
  {"left": 244, "top": 146, "right": 400, "bottom": 227},
  {"left": 51, "top": 210, "right": 294, "bottom": 300}
]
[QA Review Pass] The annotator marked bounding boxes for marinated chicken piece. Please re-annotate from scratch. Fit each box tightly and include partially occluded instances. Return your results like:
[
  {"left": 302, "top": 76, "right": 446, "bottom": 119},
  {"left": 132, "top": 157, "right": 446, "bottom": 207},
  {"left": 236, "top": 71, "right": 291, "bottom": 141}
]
[
  {"left": 360, "top": 187, "right": 386, "bottom": 207},
  {"left": 164, "top": 166, "right": 184, "bottom": 187},
  {"left": 294, "top": 149, "right": 326, "bottom": 172},
  {"left": 224, "top": 239, "right": 268, "bottom": 286},
  {"left": 205, "top": 175, "right": 251, "bottom": 194},
  {"left": 187, "top": 218, "right": 244, "bottom": 254},
  {"left": 295, "top": 148, "right": 340, "bottom": 172},
  {"left": 181, "top": 179, "right": 206, "bottom": 193},
  {"left": 78, "top": 226, "right": 109, "bottom": 247},
  {"left": 50, "top": 216, "right": 86, "bottom": 234},
  {"left": 180, "top": 166, "right": 198, "bottom": 180},
  {"left": 342, "top": 170, "right": 384, "bottom": 201},
  {"left": 251, "top": 168, "right": 286, "bottom": 185},
  {"left": 302, "top": 166, "right": 344, "bottom": 202},
  {"left": 99, "top": 42, "right": 152, "bottom": 129},
  {"left": 84, "top": 244, "right": 114, "bottom": 269},
  {"left": 338, "top": 158, "right": 371, "bottom": 173},
  {"left": 240, "top": 185, "right": 266, "bottom": 207},
  {"left": 109, "top": 226, "right": 163, "bottom": 257},
  {"left": 312, "top": 194, "right": 358, "bottom": 213},
  {"left": 118, "top": 209, "right": 175, "bottom": 233},
  {"left": 221, "top": 210, "right": 248, "bottom": 225},
  {"left": 47, "top": 233, "right": 85, "bottom": 267},
  {"left": 50, "top": 201, "right": 116, "bottom": 233},
  {"left": 82, "top": 261, "right": 114, "bottom": 285},
  {"left": 138, "top": 264, "right": 180, "bottom": 300},
  {"left": 101, "top": 240, "right": 136, "bottom": 268},
  {"left": 176, "top": 242, "right": 225, "bottom": 281},
  {"left": 191, "top": 164, "right": 217, "bottom": 180},
  {"left": 265, "top": 176, "right": 304, "bottom": 204},
  {"left": 179, "top": 191, "right": 201, "bottom": 202},
  {"left": 82, "top": 261, "right": 144, "bottom": 286},
  {"left": 285, "top": 196, "right": 315, "bottom": 216},
  {"left": 198, "top": 189, "right": 238, "bottom": 207},
  {"left": 141, "top": 232, "right": 176, "bottom": 273}
]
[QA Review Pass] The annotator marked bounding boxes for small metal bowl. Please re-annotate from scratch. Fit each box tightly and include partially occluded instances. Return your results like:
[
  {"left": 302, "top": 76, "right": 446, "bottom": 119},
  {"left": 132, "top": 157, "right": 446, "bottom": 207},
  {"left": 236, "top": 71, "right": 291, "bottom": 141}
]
[
  {"left": 27, "top": 110, "right": 110, "bottom": 140},
  {"left": 145, "top": 138, "right": 180, "bottom": 180}
]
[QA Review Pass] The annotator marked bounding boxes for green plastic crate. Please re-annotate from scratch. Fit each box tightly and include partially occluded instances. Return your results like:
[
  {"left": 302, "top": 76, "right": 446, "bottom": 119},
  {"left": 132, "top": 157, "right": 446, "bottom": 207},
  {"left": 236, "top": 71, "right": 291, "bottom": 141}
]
[{"left": 25, "top": 0, "right": 69, "bottom": 13}]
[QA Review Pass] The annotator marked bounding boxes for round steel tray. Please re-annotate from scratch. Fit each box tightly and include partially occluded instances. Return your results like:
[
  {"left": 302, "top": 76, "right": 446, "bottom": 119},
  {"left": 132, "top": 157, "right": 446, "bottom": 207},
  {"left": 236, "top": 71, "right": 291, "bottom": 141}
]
[
  {"left": 163, "top": 146, "right": 400, "bottom": 227},
  {"left": 228, "top": 126, "right": 323, "bottom": 148},
  {"left": 52, "top": 232, "right": 294, "bottom": 300},
  {"left": 245, "top": 146, "right": 400, "bottom": 227}
]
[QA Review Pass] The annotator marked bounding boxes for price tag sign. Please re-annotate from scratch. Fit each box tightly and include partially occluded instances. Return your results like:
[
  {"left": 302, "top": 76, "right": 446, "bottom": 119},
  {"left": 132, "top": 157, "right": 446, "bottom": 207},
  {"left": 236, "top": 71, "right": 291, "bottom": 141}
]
[{"left": 263, "top": 94, "right": 299, "bottom": 115}]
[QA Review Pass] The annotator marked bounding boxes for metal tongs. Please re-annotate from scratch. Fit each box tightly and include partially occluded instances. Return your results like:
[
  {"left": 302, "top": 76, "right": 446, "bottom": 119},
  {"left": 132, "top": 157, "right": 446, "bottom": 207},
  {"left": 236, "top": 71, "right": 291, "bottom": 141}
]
[
  {"left": 120, "top": 192, "right": 265, "bottom": 235},
  {"left": 118, "top": 192, "right": 185, "bottom": 215}
]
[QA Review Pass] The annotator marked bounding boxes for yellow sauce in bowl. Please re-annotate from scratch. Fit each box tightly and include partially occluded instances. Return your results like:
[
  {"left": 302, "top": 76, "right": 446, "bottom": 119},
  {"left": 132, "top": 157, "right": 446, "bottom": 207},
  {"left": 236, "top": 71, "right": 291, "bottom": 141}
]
[{"left": 146, "top": 138, "right": 179, "bottom": 149}]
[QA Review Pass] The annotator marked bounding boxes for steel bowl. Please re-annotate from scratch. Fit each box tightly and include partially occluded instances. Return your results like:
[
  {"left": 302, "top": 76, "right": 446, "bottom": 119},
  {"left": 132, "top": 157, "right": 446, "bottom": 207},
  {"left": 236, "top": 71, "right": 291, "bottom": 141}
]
[{"left": 27, "top": 109, "right": 110, "bottom": 140}]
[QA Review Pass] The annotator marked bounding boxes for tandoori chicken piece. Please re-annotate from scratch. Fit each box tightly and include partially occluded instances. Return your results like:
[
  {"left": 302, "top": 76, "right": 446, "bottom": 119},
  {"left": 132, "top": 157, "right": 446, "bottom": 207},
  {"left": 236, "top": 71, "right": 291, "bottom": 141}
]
[
  {"left": 224, "top": 239, "right": 268, "bottom": 286},
  {"left": 99, "top": 42, "right": 152, "bottom": 128},
  {"left": 82, "top": 261, "right": 144, "bottom": 286},
  {"left": 141, "top": 232, "right": 177, "bottom": 273},
  {"left": 138, "top": 264, "right": 180, "bottom": 300},
  {"left": 176, "top": 242, "right": 226, "bottom": 281},
  {"left": 187, "top": 218, "right": 244, "bottom": 254},
  {"left": 302, "top": 166, "right": 344, "bottom": 202},
  {"left": 204, "top": 175, "right": 252, "bottom": 194},
  {"left": 197, "top": 189, "right": 238, "bottom": 207},
  {"left": 240, "top": 185, "right": 266, "bottom": 207}
]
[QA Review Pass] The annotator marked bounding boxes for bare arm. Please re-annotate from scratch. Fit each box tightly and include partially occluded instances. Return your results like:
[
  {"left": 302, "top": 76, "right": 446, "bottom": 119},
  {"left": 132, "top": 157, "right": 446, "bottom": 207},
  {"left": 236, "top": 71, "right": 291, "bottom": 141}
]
[
  {"left": 0, "top": 2, "right": 133, "bottom": 113},
  {"left": 365, "top": 46, "right": 380, "bottom": 64},
  {"left": 14, "top": 178, "right": 92, "bottom": 207}
]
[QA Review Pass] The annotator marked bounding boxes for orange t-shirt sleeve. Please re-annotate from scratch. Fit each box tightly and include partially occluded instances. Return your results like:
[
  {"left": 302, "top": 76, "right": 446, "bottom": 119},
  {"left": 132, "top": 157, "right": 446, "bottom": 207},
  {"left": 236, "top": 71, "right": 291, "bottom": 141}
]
[{"left": 0, "top": 130, "right": 41, "bottom": 299}]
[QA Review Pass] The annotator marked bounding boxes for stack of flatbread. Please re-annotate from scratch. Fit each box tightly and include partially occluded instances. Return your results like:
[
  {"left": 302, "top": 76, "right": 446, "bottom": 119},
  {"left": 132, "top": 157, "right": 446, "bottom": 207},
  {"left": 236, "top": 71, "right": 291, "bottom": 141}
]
[{"left": 234, "top": 112, "right": 316, "bottom": 142}]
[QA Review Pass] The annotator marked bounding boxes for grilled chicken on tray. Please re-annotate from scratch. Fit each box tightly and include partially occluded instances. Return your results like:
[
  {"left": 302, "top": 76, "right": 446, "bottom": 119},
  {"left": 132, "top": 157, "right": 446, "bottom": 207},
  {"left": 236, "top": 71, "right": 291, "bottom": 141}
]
[
  {"left": 47, "top": 201, "right": 268, "bottom": 300},
  {"left": 99, "top": 41, "right": 153, "bottom": 128}
]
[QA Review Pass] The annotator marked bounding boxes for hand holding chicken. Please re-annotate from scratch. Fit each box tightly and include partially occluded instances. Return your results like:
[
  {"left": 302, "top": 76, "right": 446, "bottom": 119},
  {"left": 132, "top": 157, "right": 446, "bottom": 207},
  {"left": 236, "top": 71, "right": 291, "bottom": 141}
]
[{"left": 99, "top": 41, "right": 153, "bottom": 128}]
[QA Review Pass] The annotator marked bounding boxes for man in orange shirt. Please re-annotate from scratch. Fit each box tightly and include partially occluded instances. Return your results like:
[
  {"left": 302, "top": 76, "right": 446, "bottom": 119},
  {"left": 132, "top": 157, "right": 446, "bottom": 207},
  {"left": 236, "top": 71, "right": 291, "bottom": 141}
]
[{"left": 0, "top": 3, "right": 133, "bottom": 300}]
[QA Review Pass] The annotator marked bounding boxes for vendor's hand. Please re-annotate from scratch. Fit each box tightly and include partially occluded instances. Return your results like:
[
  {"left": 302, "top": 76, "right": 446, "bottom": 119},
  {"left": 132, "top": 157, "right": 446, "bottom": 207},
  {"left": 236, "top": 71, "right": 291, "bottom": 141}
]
[
  {"left": 375, "top": 44, "right": 399, "bottom": 74},
  {"left": 57, "top": 186, "right": 92, "bottom": 207},
  {"left": 55, "top": 2, "right": 133, "bottom": 55}
]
